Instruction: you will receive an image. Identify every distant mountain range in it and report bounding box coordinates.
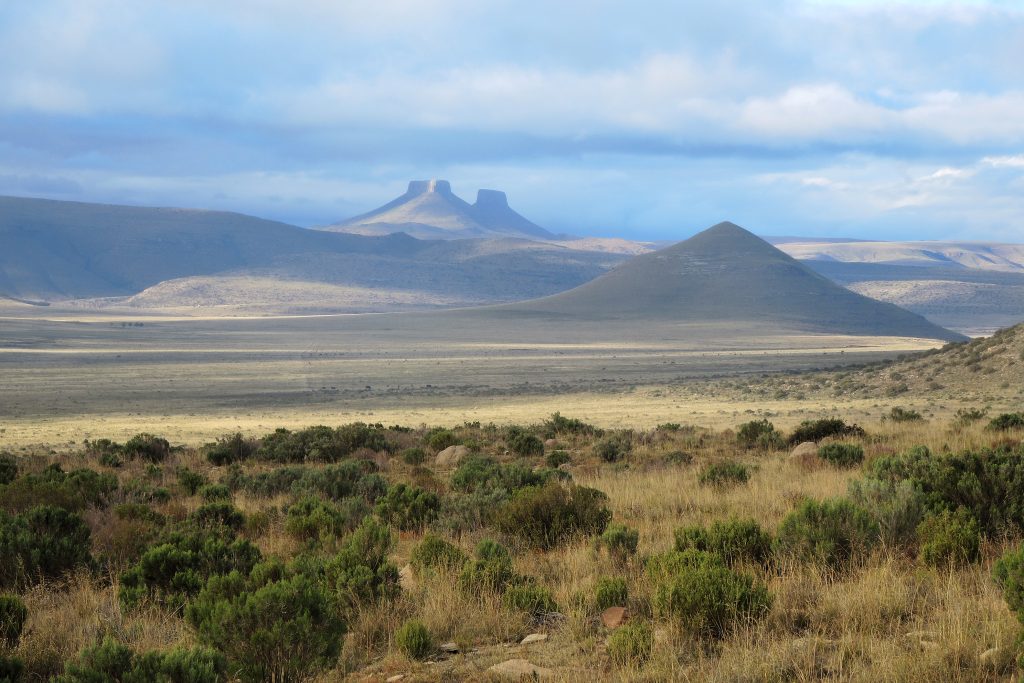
[322,179,557,241]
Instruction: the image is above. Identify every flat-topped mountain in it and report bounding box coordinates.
[322,179,556,240]
[500,221,967,342]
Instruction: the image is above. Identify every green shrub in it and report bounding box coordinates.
[401,447,426,466]
[409,534,467,575]
[594,576,628,611]
[917,508,980,567]
[285,496,356,544]
[664,450,693,466]
[594,435,630,463]
[507,429,544,458]
[98,452,123,468]
[774,498,879,570]
[0,595,26,648]
[394,619,434,660]
[374,483,440,531]
[319,517,399,609]
[598,523,639,563]
[118,529,262,610]
[736,419,784,450]
[123,433,171,463]
[545,450,571,468]
[994,544,1024,618]
[493,482,611,550]
[0,654,22,683]
[953,408,988,426]
[847,477,925,547]
[817,443,864,468]
[256,424,388,464]
[199,483,231,502]
[885,407,924,423]
[698,461,749,487]
[425,428,458,452]
[121,479,171,505]
[186,562,343,683]
[53,638,226,683]
[189,503,245,532]
[176,467,207,496]
[0,455,16,486]
[503,583,557,619]
[674,518,772,567]
[647,549,771,639]
[450,456,547,495]
[543,412,599,437]
[607,622,653,666]
[989,413,1024,431]
[459,540,516,593]
[205,433,257,466]
[0,505,92,588]
[0,465,118,513]
[859,445,1024,535]
[788,418,864,445]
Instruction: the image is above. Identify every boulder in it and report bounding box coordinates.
[386,676,406,682]
[544,438,558,448]
[439,642,459,654]
[520,633,548,645]
[487,659,553,679]
[601,606,629,629]
[435,444,470,466]
[790,441,818,458]
[399,563,416,590]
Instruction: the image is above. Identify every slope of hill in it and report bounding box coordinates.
[775,238,1024,272]
[0,195,422,299]
[322,179,557,240]
[497,221,966,342]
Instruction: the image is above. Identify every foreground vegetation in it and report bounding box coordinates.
[2,410,1024,681]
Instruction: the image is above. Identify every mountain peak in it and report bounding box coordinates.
[407,179,453,196]
[474,189,508,209]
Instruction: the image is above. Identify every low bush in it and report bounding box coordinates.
[0,654,22,683]
[994,544,1024,618]
[674,518,772,567]
[598,523,639,563]
[189,503,245,532]
[176,467,207,496]
[545,450,571,469]
[0,455,16,486]
[594,576,628,611]
[736,419,784,450]
[395,619,434,661]
[459,539,516,593]
[409,534,466,575]
[917,508,980,567]
[0,595,26,648]
[0,465,117,513]
[788,418,864,445]
[774,498,879,570]
[847,478,925,547]
[885,407,924,423]
[503,583,557,619]
[401,447,426,466]
[122,433,171,463]
[607,622,653,666]
[493,482,611,550]
[543,412,599,438]
[450,456,547,496]
[319,517,400,609]
[205,433,258,466]
[506,427,544,457]
[817,443,864,468]
[257,423,388,464]
[594,435,630,463]
[989,413,1024,431]
[285,496,356,545]
[186,561,344,683]
[0,505,92,588]
[53,638,226,683]
[698,461,749,487]
[118,529,262,610]
[374,483,440,531]
[425,428,458,452]
[647,549,771,639]
[199,483,231,502]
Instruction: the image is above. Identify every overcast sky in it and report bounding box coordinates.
[1,0,1023,241]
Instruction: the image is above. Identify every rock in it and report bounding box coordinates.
[487,659,553,679]
[439,642,459,654]
[435,444,470,466]
[653,628,669,645]
[544,438,558,448]
[520,633,548,645]
[601,606,629,629]
[399,563,415,590]
[386,676,406,682]
[790,441,818,458]
[979,646,1010,670]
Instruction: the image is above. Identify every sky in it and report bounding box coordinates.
[1,0,1023,241]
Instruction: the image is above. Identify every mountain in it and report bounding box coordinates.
[322,179,557,240]
[498,221,967,342]
[774,238,1024,272]
[0,195,424,299]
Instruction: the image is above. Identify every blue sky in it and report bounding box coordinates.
[1,0,1023,241]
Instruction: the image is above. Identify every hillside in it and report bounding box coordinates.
[0,195,421,300]
[322,179,557,240]
[498,221,966,342]
[775,238,1024,272]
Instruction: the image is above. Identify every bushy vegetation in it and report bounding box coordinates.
[459,539,516,593]
[607,622,653,666]
[0,455,16,486]
[884,407,923,423]
[409,534,466,575]
[0,506,92,588]
[788,418,864,444]
[917,508,980,567]
[0,465,117,513]
[493,482,611,549]
[502,583,557,619]
[817,442,864,468]
[988,413,1024,431]
[0,595,26,648]
[53,638,226,683]
[774,498,879,570]
[256,423,390,463]
[204,433,258,466]
[598,523,639,563]
[736,419,784,450]
[374,483,440,531]
[674,518,772,567]
[395,619,434,660]
[594,576,628,610]
[697,461,749,487]
[122,433,172,463]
